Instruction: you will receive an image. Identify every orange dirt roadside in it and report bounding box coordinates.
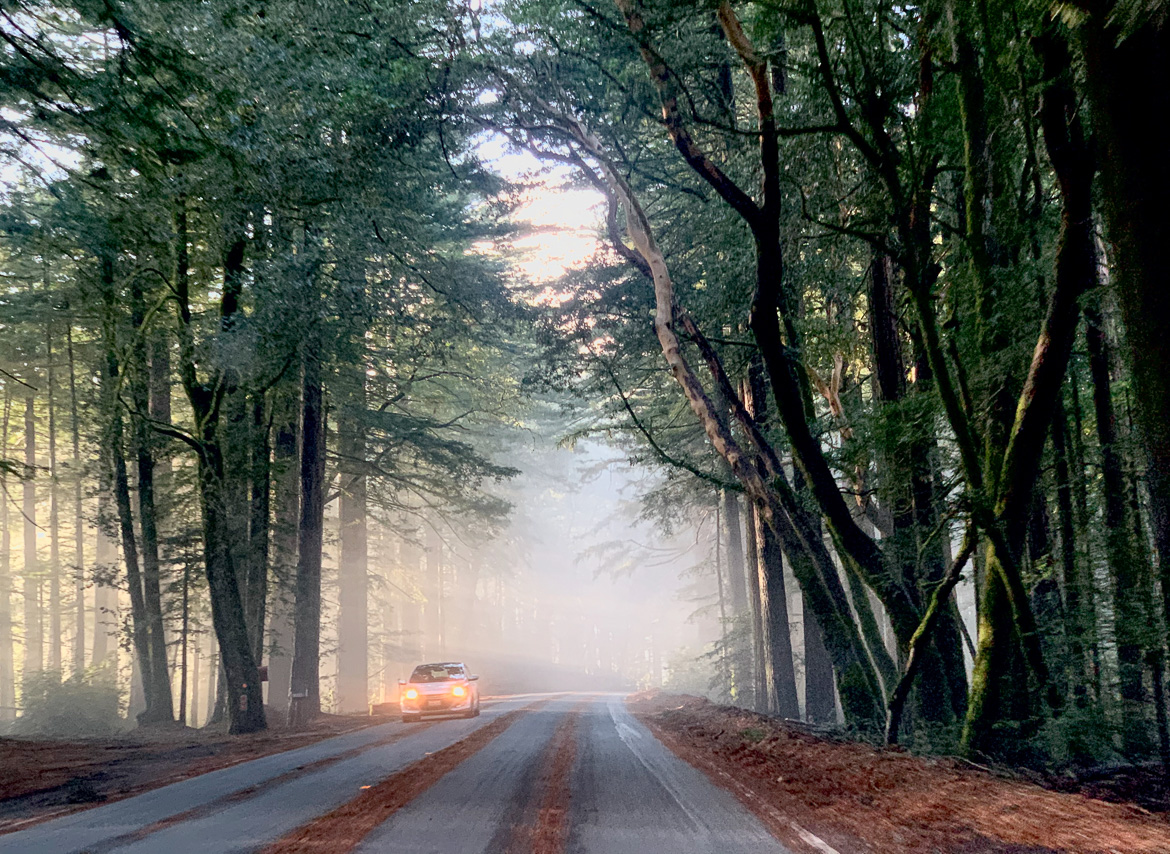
[0,713,380,833]
[631,692,1170,854]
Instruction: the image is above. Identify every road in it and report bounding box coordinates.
[0,694,797,854]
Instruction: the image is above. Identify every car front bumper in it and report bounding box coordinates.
[400,693,474,715]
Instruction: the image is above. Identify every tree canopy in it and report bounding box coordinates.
[2,0,1169,771]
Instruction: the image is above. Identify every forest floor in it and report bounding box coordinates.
[0,710,380,833]
[632,692,1170,854]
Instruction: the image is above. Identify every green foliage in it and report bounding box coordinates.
[0,0,1164,777]
[11,664,124,738]
[663,645,718,697]
[739,726,767,744]
[1041,700,1121,770]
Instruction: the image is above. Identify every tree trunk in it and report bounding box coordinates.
[458,556,481,651]
[46,327,62,675]
[23,393,42,677]
[337,398,369,714]
[755,503,800,719]
[1078,5,1170,653]
[92,486,117,667]
[289,347,325,726]
[425,524,444,658]
[110,409,153,714]
[0,391,13,719]
[714,505,732,695]
[745,501,767,711]
[99,255,151,709]
[1051,388,1092,702]
[67,328,85,677]
[961,28,1096,757]
[803,603,836,723]
[267,380,300,715]
[194,448,266,733]
[1087,302,1150,751]
[190,627,200,728]
[179,561,190,726]
[721,488,750,703]
[247,394,270,664]
[174,202,265,734]
[744,363,798,719]
[223,385,252,632]
[1067,365,1102,694]
[205,630,218,727]
[400,536,424,663]
[721,489,748,615]
[131,278,173,725]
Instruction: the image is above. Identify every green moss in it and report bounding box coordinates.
[740,727,767,744]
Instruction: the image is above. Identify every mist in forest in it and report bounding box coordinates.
[334,436,714,705]
[4,0,1169,793]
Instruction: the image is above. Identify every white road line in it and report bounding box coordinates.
[790,822,842,854]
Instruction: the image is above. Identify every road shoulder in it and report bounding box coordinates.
[631,692,1170,854]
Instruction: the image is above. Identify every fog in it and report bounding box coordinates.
[353,435,718,704]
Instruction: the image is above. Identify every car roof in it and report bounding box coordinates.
[413,661,466,668]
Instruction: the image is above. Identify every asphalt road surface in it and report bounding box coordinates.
[0,694,797,854]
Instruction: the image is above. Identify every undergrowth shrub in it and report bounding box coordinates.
[12,663,124,738]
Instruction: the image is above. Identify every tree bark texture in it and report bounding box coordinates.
[67,327,85,677]
[745,496,766,711]
[23,393,41,676]
[130,277,173,724]
[721,489,748,615]
[289,346,325,726]
[337,399,369,714]
[45,326,61,674]
[1078,1,1170,673]
[743,360,798,719]
[267,379,300,715]
[1051,388,1093,701]
[247,394,271,664]
[615,0,925,666]
[92,486,118,667]
[1087,302,1150,750]
[755,507,800,719]
[564,112,885,726]
[961,26,1096,758]
[174,203,266,734]
[0,392,13,718]
[803,602,836,723]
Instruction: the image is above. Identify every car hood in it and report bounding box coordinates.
[409,682,464,695]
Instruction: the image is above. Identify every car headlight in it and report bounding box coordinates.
[452,685,466,698]
[404,688,418,700]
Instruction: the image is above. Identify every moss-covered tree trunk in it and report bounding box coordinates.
[961,26,1096,758]
[1079,2,1170,657]
[1086,303,1151,752]
[1051,389,1093,702]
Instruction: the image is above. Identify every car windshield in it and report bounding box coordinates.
[409,665,464,683]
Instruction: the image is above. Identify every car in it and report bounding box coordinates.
[399,661,481,723]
